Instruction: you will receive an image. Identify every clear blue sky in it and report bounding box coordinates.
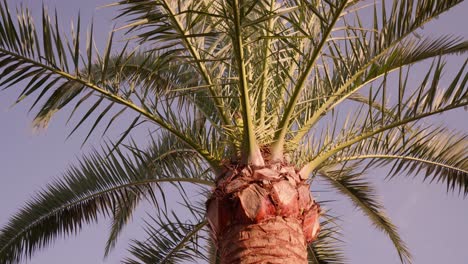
[0,1,467,263]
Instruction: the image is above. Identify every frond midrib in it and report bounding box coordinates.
[335,154,468,174]
[159,0,230,126]
[291,1,468,145]
[301,101,468,175]
[271,0,349,159]
[0,47,220,168]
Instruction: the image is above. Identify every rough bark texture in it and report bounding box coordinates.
[220,217,307,264]
[206,162,321,264]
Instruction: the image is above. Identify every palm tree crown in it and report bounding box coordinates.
[0,0,466,263]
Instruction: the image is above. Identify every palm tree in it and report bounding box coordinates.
[0,0,467,263]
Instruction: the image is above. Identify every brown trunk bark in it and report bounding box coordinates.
[219,217,307,264]
[206,162,320,264]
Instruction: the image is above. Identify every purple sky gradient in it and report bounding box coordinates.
[0,1,467,263]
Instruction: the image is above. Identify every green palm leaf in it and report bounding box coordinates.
[333,127,468,196]
[0,1,221,167]
[319,165,411,264]
[290,0,467,146]
[0,133,212,263]
[300,56,467,176]
[124,213,208,264]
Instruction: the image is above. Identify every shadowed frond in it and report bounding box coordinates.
[308,215,345,264]
[0,133,213,263]
[125,220,208,264]
[104,189,141,257]
[319,165,411,264]
[124,204,209,264]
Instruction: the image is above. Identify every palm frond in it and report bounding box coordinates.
[0,133,213,264]
[104,190,141,257]
[0,1,222,167]
[300,57,467,175]
[308,215,345,264]
[123,201,209,264]
[271,0,349,159]
[331,126,468,196]
[291,0,466,144]
[110,0,231,126]
[319,165,411,264]
[125,220,208,264]
[227,0,264,165]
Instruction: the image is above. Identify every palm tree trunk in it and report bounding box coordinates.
[207,163,320,264]
[219,217,307,263]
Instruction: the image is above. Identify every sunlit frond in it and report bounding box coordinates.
[290,0,467,146]
[300,57,467,175]
[0,1,222,167]
[330,127,468,196]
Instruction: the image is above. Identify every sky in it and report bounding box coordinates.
[0,0,467,263]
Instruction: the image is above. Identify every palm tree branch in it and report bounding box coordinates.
[3,58,222,170]
[104,190,140,257]
[300,57,467,176]
[0,177,212,260]
[272,0,348,159]
[336,155,467,175]
[124,204,209,264]
[0,2,222,168]
[157,220,207,264]
[229,0,264,165]
[319,167,411,263]
[6,47,216,164]
[300,100,467,176]
[291,0,466,144]
[0,134,213,263]
[324,126,468,196]
[292,37,467,144]
[125,221,208,264]
[156,0,230,126]
[257,0,276,127]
